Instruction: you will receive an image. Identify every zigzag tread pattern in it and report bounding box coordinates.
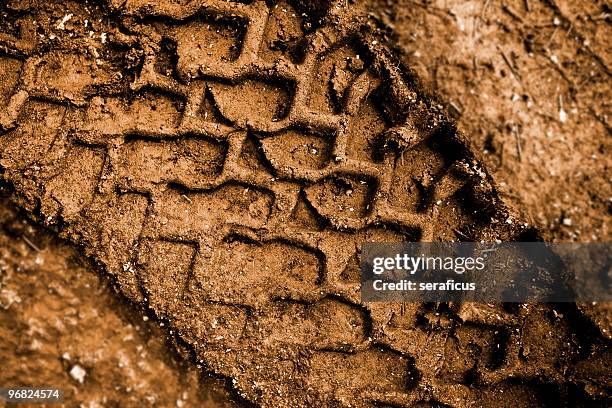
[0,1,607,407]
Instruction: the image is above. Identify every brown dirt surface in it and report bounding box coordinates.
[0,0,610,407]
[365,0,611,243]
[0,196,243,408]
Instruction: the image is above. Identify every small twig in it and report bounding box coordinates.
[514,129,523,162]
[524,0,530,12]
[565,22,573,38]
[502,3,524,23]
[546,26,559,47]
[500,49,522,81]
[558,94,567,123]
[498,49,537,105]
[449,101,462,113]
[591,13,611,22]
[548,55,574,86]
[22,235,40,252]
[453,229,471,240]
[481,0,491,20]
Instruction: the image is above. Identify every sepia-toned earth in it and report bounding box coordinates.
[0,0,609,407]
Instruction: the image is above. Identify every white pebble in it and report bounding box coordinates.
[70,365,86,383]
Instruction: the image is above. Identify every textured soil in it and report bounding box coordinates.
[365,0,611,243]
[0,0,610,407]
[0,196,242,408]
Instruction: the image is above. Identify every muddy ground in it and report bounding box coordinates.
[366,0,611,242]
[0,196,243,408]
[0,0,610,407]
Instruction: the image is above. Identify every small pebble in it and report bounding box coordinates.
[70,365,86,384]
